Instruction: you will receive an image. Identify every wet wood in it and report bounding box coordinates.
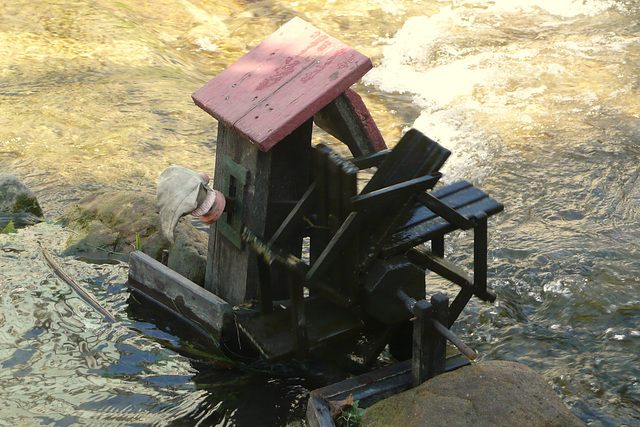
[361,129,449,195]
[236,296,363,360]
[412,300,435,386]
[352,174,441,213]
[383,181,504,255]
[406,245,485,325]
[428,293,449,382]
[314,89,386,157]
[128,251,233,341]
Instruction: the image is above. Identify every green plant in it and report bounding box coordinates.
[1,221,16,234]
[135,232,141,251]
[338,399,364,427]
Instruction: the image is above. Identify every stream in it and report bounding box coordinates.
[1,0,639,425]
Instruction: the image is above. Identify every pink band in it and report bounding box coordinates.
[191,189,216,217]
[191,189,226,224]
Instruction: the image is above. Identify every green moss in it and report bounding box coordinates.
[12,194,43,217]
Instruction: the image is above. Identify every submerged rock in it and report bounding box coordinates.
[60,190,208,285]
[360,360,584,427]
[0,174,44,232]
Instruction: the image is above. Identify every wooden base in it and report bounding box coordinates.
[236,297,364,361]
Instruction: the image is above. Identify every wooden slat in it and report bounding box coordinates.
[382,196,504,256]
[395,183,484,232]
[306,212,360,299]
[352,174,441,213]
[314,89,387,157]
[192,17,372,151]
[268,183,316,247]
[361,129,450,195]
[406,246,474,288]
[128,251,233,341]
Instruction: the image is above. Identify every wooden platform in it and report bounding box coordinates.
[236,297,364,360]
[381,180,504,257]
[192,17,372,152]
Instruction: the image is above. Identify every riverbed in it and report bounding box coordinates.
[1,0,639,425]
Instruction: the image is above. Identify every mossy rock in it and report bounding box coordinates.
[0,174,43,218]
[60,190,208,285]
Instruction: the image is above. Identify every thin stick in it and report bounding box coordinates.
[432,319,477,360]
[39,243,116,323]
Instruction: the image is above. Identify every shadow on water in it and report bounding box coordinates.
[125,291,348,426]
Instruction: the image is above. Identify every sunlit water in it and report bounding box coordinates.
[1,0,639,425]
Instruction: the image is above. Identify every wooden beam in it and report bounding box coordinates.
[314,89,386,157]
[350,149,389,170]
[306,355,470,426]
[415,191,475,230]
[128,251,233,341]
[352,174,441,212]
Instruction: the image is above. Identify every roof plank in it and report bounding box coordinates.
[192,17,372,151]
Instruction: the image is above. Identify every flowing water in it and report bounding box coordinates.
[1,0,640,425]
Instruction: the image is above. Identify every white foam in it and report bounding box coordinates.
[195,37,218,52]
[364,0,623,182]
[491,0,616,18]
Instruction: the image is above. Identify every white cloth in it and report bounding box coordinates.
[157,166,208,242]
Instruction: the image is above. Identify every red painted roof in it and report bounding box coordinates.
[192,17,372,152]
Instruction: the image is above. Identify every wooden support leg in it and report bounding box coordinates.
[473,213,496,302]
[411,293,449,387]
[289,270,309,358]
[448,285,473,327]
[430,293,449,375]
[432,235,445,258]
[412,300,433,387]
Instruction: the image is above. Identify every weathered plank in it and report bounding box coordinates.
[314,89,386,157]
[381,188,504,257]
[205,120,313,305]
[128,251,233,341]
[192,17,372,151]
[361,129,450,195]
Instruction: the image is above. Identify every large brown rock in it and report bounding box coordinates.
[361,361,584,427]
[60,190,208,285]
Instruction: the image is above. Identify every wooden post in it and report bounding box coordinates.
[474,212,489,299]
[289,269,309,358]
[411,293,449,386]
[432,235,445,257]
[205,120,313,305]
[411,299,433,387]
[429,293,449,376]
